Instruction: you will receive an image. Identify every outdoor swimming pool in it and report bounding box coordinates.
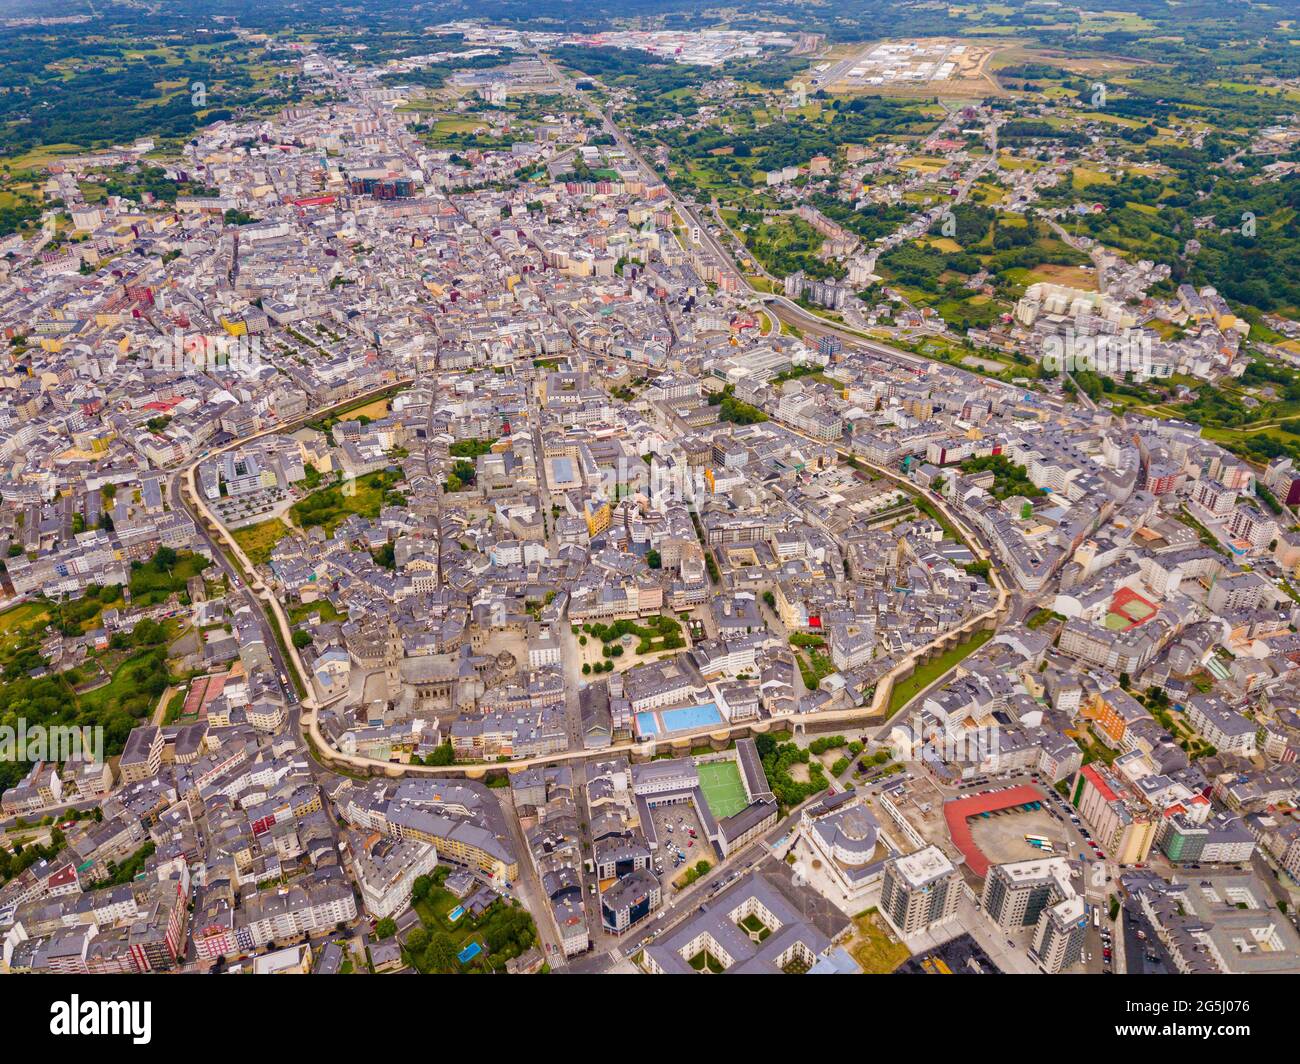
[662,702,724,731]
[636,702,726,739]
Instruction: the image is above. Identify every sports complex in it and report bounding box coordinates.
[697,760,750,820]
[1104,586,1158,632]
[634,700,726,740]
[631,739,779,859]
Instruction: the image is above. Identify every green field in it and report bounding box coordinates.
[698,760,749,820]
[849,909,911,974]
[887,628,995,717]
[232,519,291,565]
[290,469,402,535]
[0,602,50,650]
[407,867,538,974]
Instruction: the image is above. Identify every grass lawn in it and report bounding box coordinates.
[698,761,749,820]
[925,236,964,253]
[77,642,174,717]
[232,519,291,565]
[688,950,726,973]
[290,470,401,535]
[887,628,994,716]
[1072,167,1115,191]
[128,551,210,606]
[407,871,538,974]
[798,647,837,691]
[338,398,391,420]
[0,602,50,650]
[849,909,910,973]
[161,688,187,725]
[287,598,348,625]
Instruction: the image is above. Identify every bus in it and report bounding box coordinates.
[1024,834,1050,845]
[1093,906,1101,928]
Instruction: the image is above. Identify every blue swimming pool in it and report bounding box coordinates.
[660,702,724,732]
[458,941,482,964]
[448,905,465,922]
[635,712,660,736]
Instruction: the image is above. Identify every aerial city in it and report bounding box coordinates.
[0,0,1297,992]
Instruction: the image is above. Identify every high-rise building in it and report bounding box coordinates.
[982,858,1068,929]
[982,857,1088,974]
[1031,896,1088,974]
[1075,761,1158,864]
[879,846,960,937]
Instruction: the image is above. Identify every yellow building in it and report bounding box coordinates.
[585,500,611,538]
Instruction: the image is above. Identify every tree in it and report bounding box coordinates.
[425,933,457,973]
[425,742,455,766]
[292,630,312,649]
[405,926,430,954]
[646,549,661,569]
[375,917,397,940]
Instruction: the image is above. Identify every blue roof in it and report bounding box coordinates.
[808,946,862,975]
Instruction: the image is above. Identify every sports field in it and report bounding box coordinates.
[698,761,748,819]
[1105,586,1158,631]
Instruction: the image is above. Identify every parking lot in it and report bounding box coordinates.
[967,806,1071,866]
[1036,783,1110,861]
[648,801,711,882]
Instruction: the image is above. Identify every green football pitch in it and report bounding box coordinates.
[698,761,749,819]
